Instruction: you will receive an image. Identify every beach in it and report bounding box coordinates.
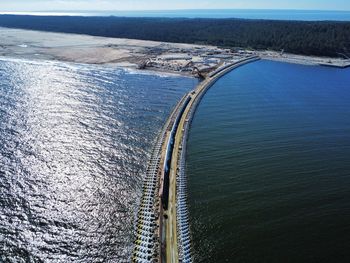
[0,27,349,76]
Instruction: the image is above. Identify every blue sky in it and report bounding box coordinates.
[0,0,349,11]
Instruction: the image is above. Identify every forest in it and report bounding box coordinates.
[0,15,349,57]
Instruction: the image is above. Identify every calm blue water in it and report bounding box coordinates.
[3,9,350,21]
[0,58,196,262]
[187,60,350,262]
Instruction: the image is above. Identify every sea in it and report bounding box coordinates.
[187,60,350,262]
[0,58,196,262]
[2,9,350,21]
[1,29,350,262]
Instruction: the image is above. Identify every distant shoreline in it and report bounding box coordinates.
[0,27,348,77]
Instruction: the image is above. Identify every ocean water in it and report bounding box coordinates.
[187,60,350,262]
[2,9,350,21]
[0,59,196,262]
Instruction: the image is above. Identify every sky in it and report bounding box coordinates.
[0,0,349,12]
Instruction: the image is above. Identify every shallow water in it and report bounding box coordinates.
[0,59,196,262]
[187,60,350,262]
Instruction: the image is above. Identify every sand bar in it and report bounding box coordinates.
[0,27,349,76]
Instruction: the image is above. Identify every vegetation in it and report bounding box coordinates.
[0,15,349,57]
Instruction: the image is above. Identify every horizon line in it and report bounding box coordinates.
[1,8,350,13]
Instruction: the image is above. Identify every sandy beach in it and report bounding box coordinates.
[0,27,231,76]
[258,50,350,68]
[0,27,349,76]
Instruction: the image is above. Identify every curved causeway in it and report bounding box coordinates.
[132,56,260,263]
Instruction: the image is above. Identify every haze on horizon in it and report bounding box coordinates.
[0,0,349,12]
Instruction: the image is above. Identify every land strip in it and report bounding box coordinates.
[0,27,349,79]
[1,15,350,58]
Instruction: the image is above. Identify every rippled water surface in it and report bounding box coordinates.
[0,59,196,262]
[187,60,350,262]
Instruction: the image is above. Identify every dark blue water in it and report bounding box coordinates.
[0,58,196,262]
[187,60,350,262]
[4,9,350,21]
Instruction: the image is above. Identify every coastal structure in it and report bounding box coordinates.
[132,55,260,263]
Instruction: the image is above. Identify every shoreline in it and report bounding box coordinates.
[0,54,195,79]
[258,50,350,68]
[1,27,349,77]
